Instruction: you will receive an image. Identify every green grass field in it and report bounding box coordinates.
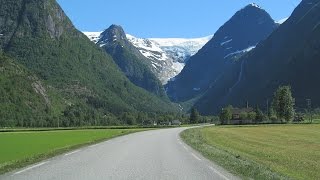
[0,128,145,174]
[181,124,320,180]
[312,119,320,123]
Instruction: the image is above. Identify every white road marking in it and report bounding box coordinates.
[13,162,48,175]
[178,132,229,179]
[208,166,230,180]
[183,145,188,150]
[89,144,98,148]
[191,153,201,161]
[64,150,81,156]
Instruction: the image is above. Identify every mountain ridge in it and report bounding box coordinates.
[166,4,279,102]
[194,0,320,114]
[84,31,212,84]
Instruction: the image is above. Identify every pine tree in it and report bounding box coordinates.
[190,108,200,124]
[255,106,264,123]
[219,106,232,125]
[272,86,295,122]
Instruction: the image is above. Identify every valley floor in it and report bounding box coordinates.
[181,124,320,180]
[0,127,238,180]
[0,128,146,174]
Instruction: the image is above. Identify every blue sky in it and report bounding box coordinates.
[57,0,301,38]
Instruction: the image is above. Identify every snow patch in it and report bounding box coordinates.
[249,3,262,9]
[276,17,288,24]
[224,46,256,59]
[149,35,213,48]
[220,39,233,46]
[169,77,176,82]
[172,61,184,73]
[83,31,102,43]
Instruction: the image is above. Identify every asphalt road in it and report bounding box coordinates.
[1,127,239,180]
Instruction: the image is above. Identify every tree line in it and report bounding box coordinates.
[1,85,310,128]
[219,86,296,124]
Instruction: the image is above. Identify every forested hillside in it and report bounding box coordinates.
[0,0,178,127]
[0,54,52,127]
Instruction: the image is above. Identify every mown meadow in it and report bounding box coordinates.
[181,124,320,180]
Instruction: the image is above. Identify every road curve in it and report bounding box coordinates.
[1,127,238,180]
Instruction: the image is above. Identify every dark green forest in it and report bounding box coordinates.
[0,0,179,127]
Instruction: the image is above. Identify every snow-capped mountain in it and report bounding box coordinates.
[94,25,167,98]
[126,35,212,83]
[166,3,279,102]
[84,31,211,84]
[83,31,102,43]
[194,0,320,114]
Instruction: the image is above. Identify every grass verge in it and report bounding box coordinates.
[0,125,176,132]
[0,128,149,174]
[181,124,320,180]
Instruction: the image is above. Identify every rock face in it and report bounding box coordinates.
[0,0,73,48]
[46,14,64,38]
[166,3,278,102]
[97,25,168,99]
[31,79,50,106]
[194,0,320,114]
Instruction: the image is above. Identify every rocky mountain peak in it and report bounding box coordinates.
[98,24,127,45]
[0,0,76,50]
[246,3,262,9]
[166,4,278,102]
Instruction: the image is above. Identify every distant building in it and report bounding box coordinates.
[230,107,254,125]
[171,120,182,126]
[159,121,170,126]
[142,119,153,126]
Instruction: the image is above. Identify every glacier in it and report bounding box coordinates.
[127,34,212,84]
[84,31,212,84]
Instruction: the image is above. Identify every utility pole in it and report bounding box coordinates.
[266,99,269,116]
[306,99,312,123]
